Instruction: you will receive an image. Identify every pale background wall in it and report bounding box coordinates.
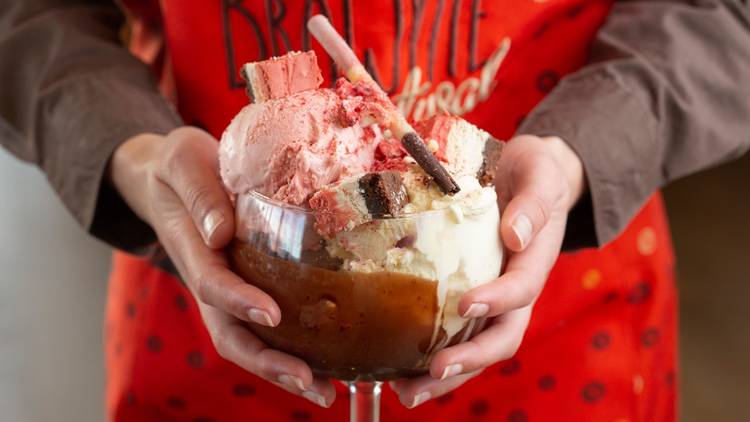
[0,146,748,421]
[0,148,109,421]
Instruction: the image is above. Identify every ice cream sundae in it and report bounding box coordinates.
[220,34,503,381]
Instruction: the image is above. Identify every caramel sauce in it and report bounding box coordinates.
[229,240,442,380]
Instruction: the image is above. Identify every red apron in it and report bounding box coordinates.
[108,1,677,421]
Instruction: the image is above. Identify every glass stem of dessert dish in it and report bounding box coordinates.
[349,381,382,422]
[220,16,504,422]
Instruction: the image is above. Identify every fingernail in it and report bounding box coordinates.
[302,390,329,408]
[248,308,275,327]
[440,363,464,380]
[409,391,431,408]
[462,303,489,318]
[202,210,225,243]
[511,213,533,249]
[278,374,306,391]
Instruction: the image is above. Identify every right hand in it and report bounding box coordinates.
[109,126,335,407]
[390,134,585,407]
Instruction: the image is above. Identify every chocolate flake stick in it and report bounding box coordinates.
[307,15,460,194]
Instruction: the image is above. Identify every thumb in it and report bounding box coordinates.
[501,190,551,252]
[499,152,566,252]
[159,127,236,249]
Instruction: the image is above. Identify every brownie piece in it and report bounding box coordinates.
[358,171,409,217]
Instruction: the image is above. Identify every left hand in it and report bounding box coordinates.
[390,134,586,408]
[110,128,335,407]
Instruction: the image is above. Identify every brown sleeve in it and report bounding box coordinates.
[519,0,750,248]
[0,0,182,252]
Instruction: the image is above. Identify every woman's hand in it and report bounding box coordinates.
[391,134,586,407]
[109,127,335,407]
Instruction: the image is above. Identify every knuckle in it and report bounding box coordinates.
[506,339,523,358]
[217,285,245,317]
[155,217,183,248]
[168,126,190,139]
[159,143,191,181]
[467,340,490,367]
[253,350,276,379]
[172,127,210,151]
[512,134,539,146]
[499,348,516,362]
[496,342,520,362]
[504,278,534,309]
[527,191,551,226]
[517,281,537,305]
[211,331,230,360]
[184,184,215,216]
[214,345,230,361]
[162,140,184,168]
[193,274,213,304]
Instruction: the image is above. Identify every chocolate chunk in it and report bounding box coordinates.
[239,65,255,103]
[477,136,504,186]
[401,132,460,194]
[358,171,409,217]
[395,235,416,248]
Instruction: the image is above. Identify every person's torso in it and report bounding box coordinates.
[108,2,678,421]
[154,0,611,142]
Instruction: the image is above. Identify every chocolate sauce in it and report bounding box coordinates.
[229,240,441,381]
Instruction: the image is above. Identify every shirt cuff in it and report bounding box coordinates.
[44,70,182,253]
[518,71,660,248]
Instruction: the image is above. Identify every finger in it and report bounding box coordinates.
[428,306,532,381]
[271,376,337,408]
[193,261,282,326]
[158,127,235,249]
[500,154,564,252]
[201,305,335,407]
[155,189,280,326]
[389,370,482,408]
[460,211,565,318]
[459,271,536,319]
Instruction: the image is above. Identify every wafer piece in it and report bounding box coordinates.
[239,51,323,103]
[309,171,409,236]
[414,114,504,185]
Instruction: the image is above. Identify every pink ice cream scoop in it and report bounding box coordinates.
[219,51,388,205]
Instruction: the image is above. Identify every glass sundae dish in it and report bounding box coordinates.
[219,33,504,421]
[228,180,503,421]
[229,187,502,381]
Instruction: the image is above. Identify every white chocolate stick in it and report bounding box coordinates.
[307,15,363,79]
